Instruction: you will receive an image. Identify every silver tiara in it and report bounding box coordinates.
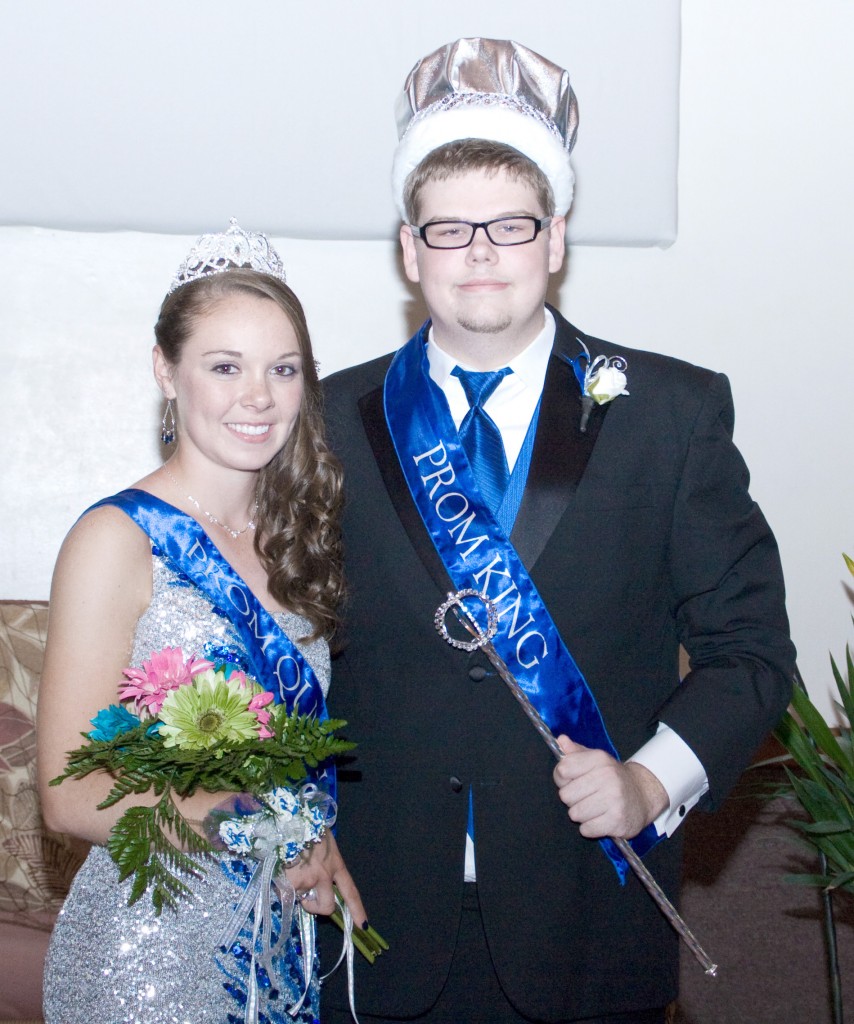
[168,218,287,294]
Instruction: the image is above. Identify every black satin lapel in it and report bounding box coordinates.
[358,387,453,596]
[510,352,610,570]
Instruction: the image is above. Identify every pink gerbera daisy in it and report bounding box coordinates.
[119,647,212,717]
[248,690,275,739]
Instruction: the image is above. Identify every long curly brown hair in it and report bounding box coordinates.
[154,268,344,642]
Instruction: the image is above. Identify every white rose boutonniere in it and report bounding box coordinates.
[586,362,629,405]
[580,353,629,432]
[560,345,630,432]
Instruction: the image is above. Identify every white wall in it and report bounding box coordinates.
[0,0,680,246]
[2,1,853,719]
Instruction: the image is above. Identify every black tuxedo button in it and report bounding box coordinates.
[468,665,487,681]
[678,805,686,818]
[449,776,463,793]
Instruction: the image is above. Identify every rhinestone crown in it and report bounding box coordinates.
[168,218,287,294]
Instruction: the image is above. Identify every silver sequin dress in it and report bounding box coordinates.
[43,555,330,1024]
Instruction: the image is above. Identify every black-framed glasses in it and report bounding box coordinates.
[411,216,553,250]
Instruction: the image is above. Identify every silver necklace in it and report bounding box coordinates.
[162,465,258,539]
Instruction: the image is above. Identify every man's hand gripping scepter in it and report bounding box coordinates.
[434,589,718,977]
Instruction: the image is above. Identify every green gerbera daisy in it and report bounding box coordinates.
[158,670,260,751]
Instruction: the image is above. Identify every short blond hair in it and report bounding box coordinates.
[403,139,555,224]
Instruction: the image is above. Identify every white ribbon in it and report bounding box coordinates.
[215,785,349,1022]
[217,851,300,1024]
[321,891,360,1024]
[286,905,316,1019]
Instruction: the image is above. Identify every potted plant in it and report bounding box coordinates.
[772,553,854,1023]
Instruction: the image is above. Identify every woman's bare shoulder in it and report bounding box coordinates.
[50,502,153,626]
[59,502,150,566]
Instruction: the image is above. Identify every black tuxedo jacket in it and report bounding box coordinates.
[320,308,794,1021]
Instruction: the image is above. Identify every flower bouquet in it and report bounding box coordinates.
[51,646,354,914]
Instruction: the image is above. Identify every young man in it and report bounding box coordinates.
[321,39,794,1024]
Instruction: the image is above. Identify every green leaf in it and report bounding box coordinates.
[775,716,825,786]
[129,865,149,906]
[825,869,854,892]
[783,872,836,887]
[831,648,854,731]
[107,806,159,880]
[790,684,852,774]
[787,774,851,824]
[798,820,852,836]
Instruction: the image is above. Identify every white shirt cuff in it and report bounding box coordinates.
[628,723,709,837]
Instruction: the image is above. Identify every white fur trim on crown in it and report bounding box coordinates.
[392,105,575,219]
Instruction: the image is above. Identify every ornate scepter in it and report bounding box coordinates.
[434,589,718,977]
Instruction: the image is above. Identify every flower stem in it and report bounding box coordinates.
[329,906,389,964]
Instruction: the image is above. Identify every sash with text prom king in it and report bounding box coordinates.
[88,489,335,800]
[383,325,659,880]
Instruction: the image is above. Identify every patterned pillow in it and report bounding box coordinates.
[0,601,88,930]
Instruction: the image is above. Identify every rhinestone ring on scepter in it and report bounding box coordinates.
[434,588,718,977]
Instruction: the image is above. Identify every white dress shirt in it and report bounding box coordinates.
[426,310,709,881]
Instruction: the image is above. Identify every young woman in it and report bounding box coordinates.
[37,222,364,1024]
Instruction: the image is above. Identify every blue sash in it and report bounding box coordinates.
[384,326,659,878]
[89,489,334,796]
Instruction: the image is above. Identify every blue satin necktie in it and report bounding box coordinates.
[452,366,513,516]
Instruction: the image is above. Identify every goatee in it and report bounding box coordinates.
[456,313,512,335]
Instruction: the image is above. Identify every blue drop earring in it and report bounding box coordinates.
[161,400,176,445]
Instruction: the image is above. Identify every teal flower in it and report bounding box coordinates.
[89,703,140,741]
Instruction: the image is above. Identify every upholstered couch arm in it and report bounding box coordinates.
[0,601,89,1023]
